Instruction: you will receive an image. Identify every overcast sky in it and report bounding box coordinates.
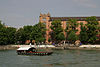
[0,0,100,28]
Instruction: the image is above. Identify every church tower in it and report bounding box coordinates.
[39,13,51,43]
[39,12,50,23]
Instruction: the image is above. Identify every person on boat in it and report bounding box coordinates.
[30,43,32,47]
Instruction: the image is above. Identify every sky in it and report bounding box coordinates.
[0,0,100,28]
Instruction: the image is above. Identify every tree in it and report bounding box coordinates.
[56,32,65,41]
[66,19,79,43]
[86,16,99,44]
[15,23,46,44]
[15,28,26,44]
[67,31,78,43]
[0,27,8,45]
[6,27,16,44]
[79,23,88,44]
[66,19,79,32]
[30,22,46,43]
[50,20,65,43]
[15,25,34,44]
[0,21,16,45]
[23,25,33,40]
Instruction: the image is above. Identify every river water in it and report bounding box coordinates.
[0,50,100,67]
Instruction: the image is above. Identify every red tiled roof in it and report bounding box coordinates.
[50,17,100,21]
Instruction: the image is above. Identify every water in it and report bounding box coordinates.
[0,50,100,67]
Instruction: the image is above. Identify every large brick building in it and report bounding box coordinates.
[39,13,100,43]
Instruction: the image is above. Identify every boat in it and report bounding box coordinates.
[17,46,53,56]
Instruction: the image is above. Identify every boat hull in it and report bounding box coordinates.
[17,52,53,56]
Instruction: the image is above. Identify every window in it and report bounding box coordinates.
[43,18,46,21]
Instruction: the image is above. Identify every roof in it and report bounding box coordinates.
[17,47,31,50]
[50,17,100,21]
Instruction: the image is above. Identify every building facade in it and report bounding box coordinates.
[39,13,100,43]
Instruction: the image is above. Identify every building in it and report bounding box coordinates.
[39,13,100,43]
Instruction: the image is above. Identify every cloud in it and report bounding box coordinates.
[73,0,97,8]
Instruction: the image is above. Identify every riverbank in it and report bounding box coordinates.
[0,45,55,50]
[52,45,100,50]
[0,45,18,50]
[1,45,100,50]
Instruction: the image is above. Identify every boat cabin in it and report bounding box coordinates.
[17,47,36,53]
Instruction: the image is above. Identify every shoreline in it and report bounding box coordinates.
[0,45,18,50]
[0,45,100,50]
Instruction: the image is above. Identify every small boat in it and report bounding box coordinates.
[17,47,53,56]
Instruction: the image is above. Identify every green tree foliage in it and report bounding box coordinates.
[6,27,16,44]
[23,25,33,40]
[15,25,33,44]
[50,20,65,43]
[86,16,99,44]
[66,19,79,43]
[79,23,88,44]
[0,27,8,45]
[66,19,78,32]
[15,23,46,44]
[0,21,16,45]
[30,22,46,43]
[67,31,78,43]
[15,28,26,44]
[56,32,65,41]
[80,16,99,44]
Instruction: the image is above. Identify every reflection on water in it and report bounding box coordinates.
[0,50,100,67]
